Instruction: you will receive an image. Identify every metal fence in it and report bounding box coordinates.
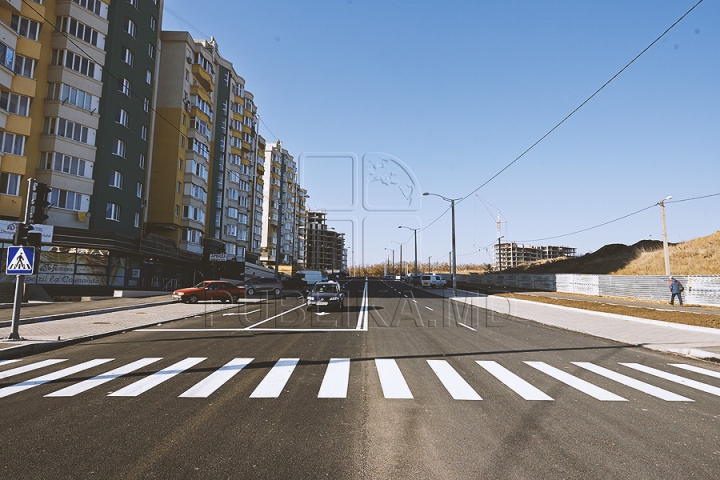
[455,273,720,307]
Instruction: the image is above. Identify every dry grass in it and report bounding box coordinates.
[613,230,720,275]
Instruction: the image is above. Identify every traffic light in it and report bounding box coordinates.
[12,223,32,246]
[30,182,51,224]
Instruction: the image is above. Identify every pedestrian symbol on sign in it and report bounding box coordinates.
[6,246,35,275]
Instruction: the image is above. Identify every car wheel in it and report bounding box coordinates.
[188,295,199,304]
[274,288,281,295]
[247,288,255,296]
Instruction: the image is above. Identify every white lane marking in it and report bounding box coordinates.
[572,362,693,402]
[476,361,553,401]
[244,304,307,330]
[0,359,113,398]
[0,359,67,380]
[670,363,720,379]
[0,360,20,367]
[223,309,260,316]
[525,362,627,401]
[425,306,433,311]
[318,358,350,398]
[427,360,482,400]
[109,358,206,397]
[375,359,413,399]
[46,358,163,397]
[249,358,299,398]
[180,358,253,398]
[356,280,369,331]
[620,363,720,397]
[458,323,477,331]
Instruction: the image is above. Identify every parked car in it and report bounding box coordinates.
[172,280,245,304]
[241,277,283,296]
[421,274,447,289]
[306,281,345,311]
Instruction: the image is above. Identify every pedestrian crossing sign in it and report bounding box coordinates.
[6,246,35,275]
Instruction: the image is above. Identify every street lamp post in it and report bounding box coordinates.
[658,195,672,276]
[424,192,460,296]
[398,226,420,275]
[384,247,395,277]
[391,241,403,276]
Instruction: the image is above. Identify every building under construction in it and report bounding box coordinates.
[495,243,576,270]
[305,211,346,273]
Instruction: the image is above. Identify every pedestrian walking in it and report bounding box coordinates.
[668,275,684,306]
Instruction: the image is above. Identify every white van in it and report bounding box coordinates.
[421,274,447,289]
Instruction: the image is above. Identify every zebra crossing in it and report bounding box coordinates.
[0,356,719,403]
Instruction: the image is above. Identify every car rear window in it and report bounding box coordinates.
[421,276,430,280]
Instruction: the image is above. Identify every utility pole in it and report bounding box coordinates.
[274,142,285,276]
[659,196,672,276]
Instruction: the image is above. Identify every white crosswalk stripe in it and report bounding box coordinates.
[0,360,20,367]
[0,359,67,381]
[0,357,718,403]
[669,363,720,380]
[46,358,163,397]
[525,361,627,401]
[427,360,482,400]
[375,359,413,399]
[109,358,206,397]
[476,361,553,400]
[249,358,299,398]
[620,363,720,397]
[0,359,113,398]
[180,358,253,398]
[318,358,350,398]
[571,362,693,402]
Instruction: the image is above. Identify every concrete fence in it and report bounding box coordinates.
[454,273,720,307]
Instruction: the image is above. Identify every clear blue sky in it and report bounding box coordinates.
[162,0,719,268]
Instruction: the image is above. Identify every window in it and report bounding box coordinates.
[238,213,249,225]
[109,170,123,188]
[58,17,100,46]
[12,54,35,78]
[0,173,21,196]
[148,43,155,59]
[134,212,140,228]
[0,132,26,155]
[118,77,131,96]
[146,69,152,85]
[49,188,85,211]
[136,182,143,198]
[106,203,121,221]
[0,91,30,116]
[0,42,16,71]
[72,0,104,17]
[139,153,146,170]
[175,205,180,217]
[115,107,129,127]
[52,49,96,78]
[44,152,89,177]
[48,83,94,111]
[150,16,157,31]
[112,139,126,157]
[11,15,40,41]
[227,188,239,201]
[44,117,93,144]
[182,205,205,223]
[182,228,202,244]
[227,207,238,219]
[189,184,206,202]
[121,47,134,67]
[126,0,138,8]
[227,171,240,184]
[123,18,136,38]
[225,225,237,237]
[141,125,147,141]
[143,97,150,113]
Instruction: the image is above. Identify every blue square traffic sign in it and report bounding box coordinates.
[6,246,35,275]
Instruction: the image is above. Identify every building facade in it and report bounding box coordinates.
[495,242,576,270]
[305,210,345,273]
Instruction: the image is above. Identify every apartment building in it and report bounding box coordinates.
[495,242,576,270]
[305,210,345,273]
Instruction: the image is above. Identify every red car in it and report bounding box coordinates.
[172,280,245,304]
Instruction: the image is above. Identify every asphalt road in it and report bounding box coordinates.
[1,278,719,479]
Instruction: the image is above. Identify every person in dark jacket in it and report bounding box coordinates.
[668,276,683,306]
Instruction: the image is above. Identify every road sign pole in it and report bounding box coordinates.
[8,276,23,340]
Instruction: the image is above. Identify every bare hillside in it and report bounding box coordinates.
[501,231,720,275]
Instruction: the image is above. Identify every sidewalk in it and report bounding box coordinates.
[0,295,262,359]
